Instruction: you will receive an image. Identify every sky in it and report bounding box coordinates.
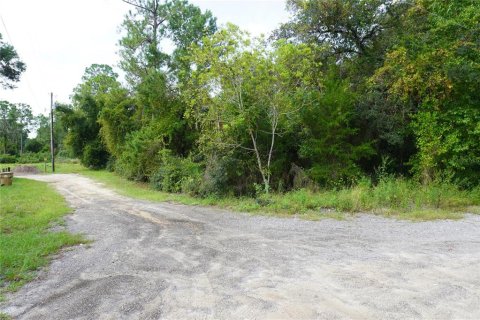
[0,0,289,116]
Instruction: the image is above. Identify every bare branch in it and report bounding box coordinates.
[122,0,152,13]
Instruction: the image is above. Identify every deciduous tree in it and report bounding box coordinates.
[0,33,26,89]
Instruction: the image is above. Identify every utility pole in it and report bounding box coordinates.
[50,92,55,173]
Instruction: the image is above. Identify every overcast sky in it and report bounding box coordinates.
[0,0,289,116]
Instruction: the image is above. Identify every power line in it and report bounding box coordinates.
[0,14,13,42]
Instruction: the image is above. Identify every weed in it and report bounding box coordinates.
[3,162,478,221]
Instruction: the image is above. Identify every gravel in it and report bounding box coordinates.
[12,165,41,174]
[2,174,480,319]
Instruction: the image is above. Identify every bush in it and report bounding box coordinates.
[115,127,163,181]
[105,156,116,172]
[81,140,109,169]
[299,76,373,187]
[16,152,49,164]
[199,156,230,197]
[56,149,74,159]
[150,150,202,195]
[25,139,44,153]
[200,155,258,197]
[0,154,16,164]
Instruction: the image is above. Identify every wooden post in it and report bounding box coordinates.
[50,93,55,173]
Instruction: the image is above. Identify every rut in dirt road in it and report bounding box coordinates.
[2,174,480,320]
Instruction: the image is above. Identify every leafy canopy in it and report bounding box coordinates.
[0,33,26,89]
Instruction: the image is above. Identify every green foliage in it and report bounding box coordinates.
[115,125,164,181]
[58,0,480,202]
[259,177,478,219]
[299,75,373,185]
[119,0,216,84]
[186,25,322,193]
[0,33,26,89]
[165,0,217,79]
[277,0,411,60]
[0,101,34,156]
[33,112,67,155]
[200,156,236,197]
[98,88,137,157]
[150,149,202,194]
[16,152,49,164]
[59,164,479,221]
[135,70,194,156]
[59,64,119,168]
[372,0,480,186]
[81,141,109,169]
[0,154,16,164]
[355,88,416,175]
[24,139,43,153]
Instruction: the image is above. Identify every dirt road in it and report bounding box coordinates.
[2,174,480,319]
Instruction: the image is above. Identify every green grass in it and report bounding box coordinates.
[2,161,479,221]
[262,179,480,221]
[0,178,84,295]
[0,312,11,320]
[73,168,480,221]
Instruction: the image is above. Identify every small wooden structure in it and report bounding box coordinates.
[0,169,13,186]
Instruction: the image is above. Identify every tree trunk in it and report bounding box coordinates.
[20,129,23,155]
[249,129,270,194]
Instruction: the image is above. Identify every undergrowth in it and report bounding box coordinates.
[2,162,478,221]
[79,168,479,221]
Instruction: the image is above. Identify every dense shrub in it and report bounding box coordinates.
[150,150,202,194]
[16,152,49,164]
[105,156,116,172]
[48,0,480,197]
[56,149,73,159]
[0,154,16,164]
[200,156,230,197]
[25,139,44,153]
[81,140,109,169]
[299,77,373,187]
[115,127,164,181]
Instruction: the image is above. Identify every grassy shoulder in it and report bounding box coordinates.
[64,163,480,221]
[0,178,84,296]
[2,162,479,221]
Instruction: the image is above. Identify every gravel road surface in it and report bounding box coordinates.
[2,174,480,319]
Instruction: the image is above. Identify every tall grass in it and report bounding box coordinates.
[263,178,479,220]
[2,161,478,221]
[77,169,480,221]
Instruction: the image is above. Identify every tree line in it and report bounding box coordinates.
[4,0,480,194]
[0,100,68,163]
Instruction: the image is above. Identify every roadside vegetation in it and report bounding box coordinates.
[3,162,478,221]
[0,178,84,296]
[81,170,480,221]
[1,1,479,221]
